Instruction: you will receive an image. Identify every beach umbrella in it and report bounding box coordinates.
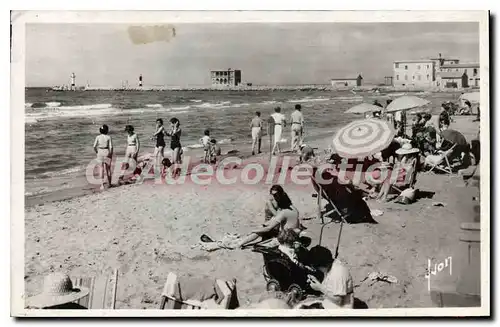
[332,118,396,159]
[460,91,480,104]
[385,96,430,113]
[441,129,468,146]
[345,103,383,114]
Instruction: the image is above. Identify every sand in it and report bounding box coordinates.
[23,116,481,309]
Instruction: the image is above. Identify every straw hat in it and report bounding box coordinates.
[395,143,419,155]
[25,273,89,308]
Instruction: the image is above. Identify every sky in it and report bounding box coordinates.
[25,22,480,87]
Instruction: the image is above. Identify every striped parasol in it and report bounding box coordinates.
[332,118,396,158]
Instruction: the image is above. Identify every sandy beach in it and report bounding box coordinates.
[24,115,480,309]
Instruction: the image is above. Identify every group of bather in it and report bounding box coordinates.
[92,117,184,189]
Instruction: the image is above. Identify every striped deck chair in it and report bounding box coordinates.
[159,272,238,309]
[71,269,119,309]
[425,143,458,175]
[390,157,418,196]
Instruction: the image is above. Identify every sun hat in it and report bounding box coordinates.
[25,272,89,308]
[395,143,420,155]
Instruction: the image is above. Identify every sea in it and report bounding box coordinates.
[24,87,457,200]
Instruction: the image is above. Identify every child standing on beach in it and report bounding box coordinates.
[200,129,211,163]
[119,125,140,182]
[93,124,113,190]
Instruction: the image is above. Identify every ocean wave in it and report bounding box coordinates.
[287,98,330,103]
[217,138,233,144]
[190,99,203,103]
[186,143,204,149]
[56,103,113,110]
[39,165,86,178]
[230,103,251,108]
[25,102,33,108]
[145,104,163,108]
[262,100,277,105]
[195,101,231,109]
[331,95,364,101]
[46,101,62,107]
[169,105,192,111]
[25,117,38,124]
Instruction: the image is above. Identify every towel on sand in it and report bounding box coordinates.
[192,233,242,252]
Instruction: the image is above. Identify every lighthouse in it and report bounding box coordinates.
[70,72,76,91]
[139,74,143,87]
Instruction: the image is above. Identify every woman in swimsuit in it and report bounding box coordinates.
[119,125,140,181]
[165,117,182,165]
[93,124,113,190]
[232,185,300,248]
[152,119,166,172]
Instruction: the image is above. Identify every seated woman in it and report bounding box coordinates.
[306,246,354,309]
[376,143,420,202]
[230,185,301,249]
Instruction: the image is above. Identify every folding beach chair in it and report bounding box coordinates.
[159,272,239,309]
[425,143,458,175]
[389,158,418,197]
[71,268,119,309]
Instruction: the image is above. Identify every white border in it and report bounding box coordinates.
[10,10,490,318]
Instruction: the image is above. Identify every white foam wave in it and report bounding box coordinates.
[40,165,85,178]
[217,138,233,144]
[45,101,62,107]
[25,117,38,124]
[195,101,231,109]
[186,143,204,149]
[169,105,191,111]
[56,103,113,110]
[190,99,203,103]
[145,104,163,108]
[287,98,330,103]
[332,96,364,101]
[25,102,33,108]
[231,103,250,108]
[262,101,277,105]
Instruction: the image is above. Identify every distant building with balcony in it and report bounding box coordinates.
[330,74,363,88]
[393,60,435,87]
[211,69,242,87]
[437,62,480,88]
[392,53,479,89]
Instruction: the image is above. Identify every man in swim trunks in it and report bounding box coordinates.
[250,111,263,155]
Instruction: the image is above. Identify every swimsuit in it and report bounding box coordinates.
[156,131,166,147]
[170,129,182,150]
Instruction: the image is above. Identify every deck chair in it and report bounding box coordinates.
[425,143,458,175]
[71,268,119,309]
[159,272,238,309]
[389,158,418,198]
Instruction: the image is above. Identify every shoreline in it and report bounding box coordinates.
[24,127,338,208]
[24,115,479,208]
[30,85,478,93]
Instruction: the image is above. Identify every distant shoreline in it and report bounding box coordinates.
[26,85,479,93]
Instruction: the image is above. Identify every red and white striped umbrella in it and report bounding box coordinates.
[332,118,396,158]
